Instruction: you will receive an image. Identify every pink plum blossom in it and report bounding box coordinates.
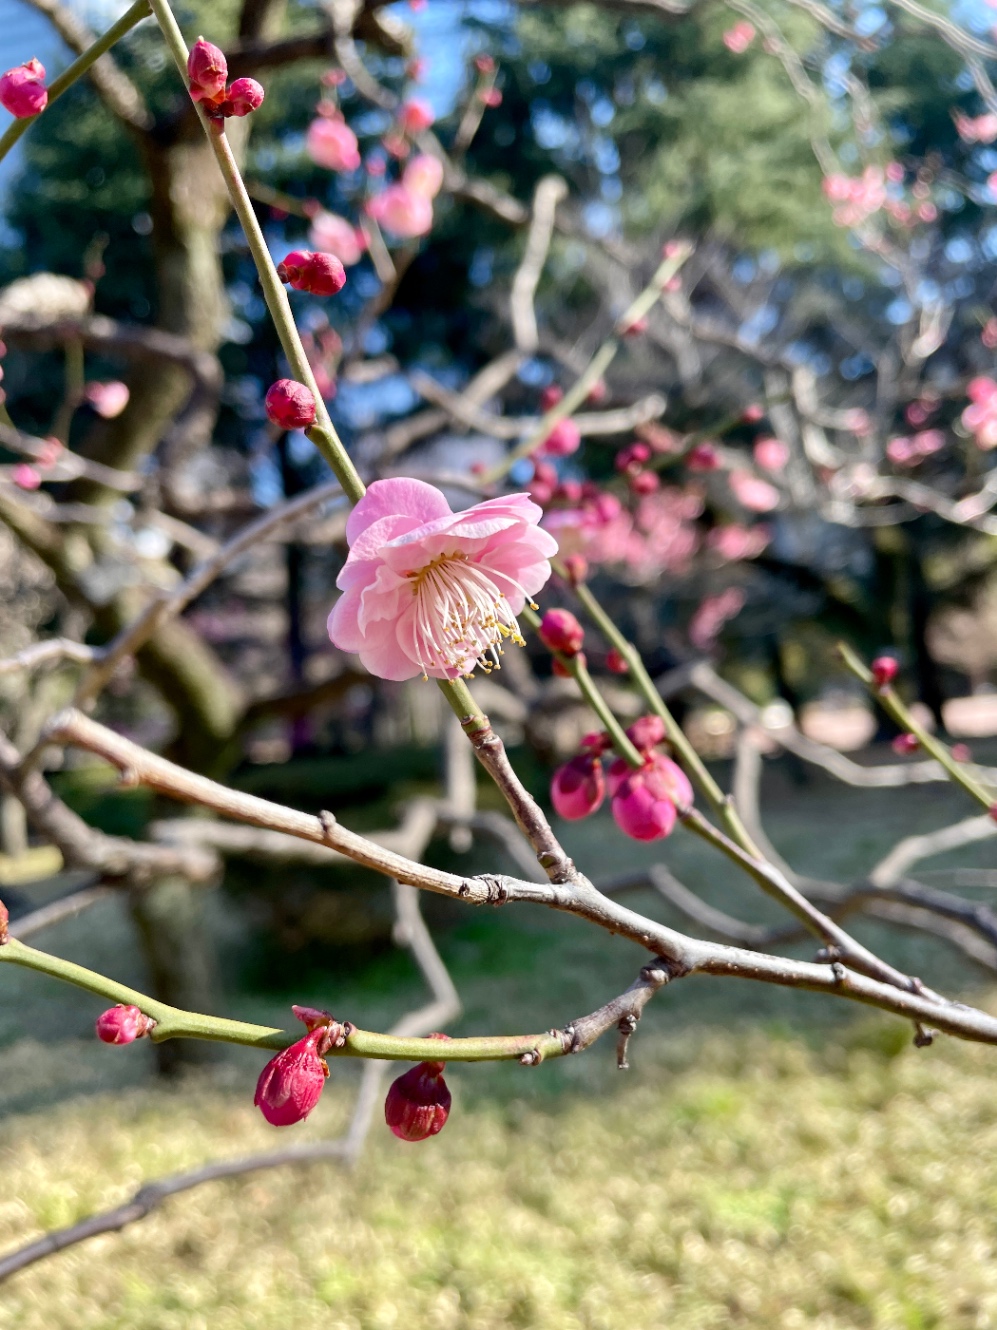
[367,183,433,238]
[729,469,780,512]
[538,419,581,457]
[954,112,997,143]
[707,524,770,562]
[689,587,746,651]
[962,377,997,449]
[403,153,445,198]
[306,116,361,171]
[722,21,756,52]
[753,437,790,471]
[327,478,557,680]
[398,99,435,134]
[84,380,130,419]
[309,210,366,266]
[822,166,886,227]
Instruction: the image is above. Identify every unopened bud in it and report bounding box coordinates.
[398,98,435,134]
[0,897,8,944]
[277,249,347,296]
[540,384,564,411]
[870,656,899,688]
[561,554,588,586]
[384,1052,451,1142]
[606,648,629,675]
[187,37,228,102]
[626,715,666,752]
[539,419,581,457]
[265,379,317,429]
[95,1004,154,1045]
[221,76,264,117]
[539,608,585,657]
[551,753,604,820]
[0,58,47,118]
[892,732,920,755]
[255,1029,330,1125]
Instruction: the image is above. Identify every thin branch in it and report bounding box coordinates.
[9,884,113,940]
[510,176,569,353]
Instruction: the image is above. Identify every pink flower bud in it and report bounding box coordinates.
[385,1059,451,1141]
[399,99,435,134]
[479,88,503,107]
[620,314,648,338]
[0,897,8,944]
[255,1029,330,1125]
[561,553,588,586]
[606,648,629,675]
[306,116,361,171]
[539,608,585,656]
[742,403,764,423]
[753,437,790,472]
[608,752,692,841]
[265,379,316,430]
[951,743,972,763]
[0,58,48,118]
[95,1004,154,1044]
[586,378,608,405]
[367,183,433,238]
[687,443,719,471]
[221,77,264,117]
[871,656,899,688]
[187,38,228,103]
[277,249,347,296]
[84,380,130,419]
[402,153,444,199]
[626,715,666,752]
[629,470,660,495]
[474,54,496,74]
[551,753,605,819]
[540,384,564,411]
[615,442,651,473]
[12,463,40,490]
[892,733,920,756]
[539,419,581,457]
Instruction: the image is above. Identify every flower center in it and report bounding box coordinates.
[406,551,532,678]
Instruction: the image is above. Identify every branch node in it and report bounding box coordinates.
[913,1023,935,1048]
[519,1048,542,1066]
[616,1012,639,1069]
[319,810,338,840]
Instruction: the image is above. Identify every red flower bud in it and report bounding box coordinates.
[551,753,605,819]
[539,419,581,457]
[629,470,660,495]
[606,648,629,675]
[608,752,692,841]
[687,443,720,471]
[892,732,920,755]
[0,896,8,944]
[540,384,564,411]
[384,1059,451,1141]
[626,715,666,752]
[255,1029,331,1125]
[615,442,651,473]
[0,58,47,118]
[265,379,316,429]
[561,554,588,586]
[539,608,585,656]
[95,1004,154,1045]
[277,249,347,296]
[871,656,899,688]
[220,76,264,117]
[399,98,435,134]
[620,314,649,337]
[187,38,228,102]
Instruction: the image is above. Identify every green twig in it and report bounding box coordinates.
[481,244,692,484]
[147,0,365,504]
[0,936,565,1061]
[522,605,642,767]
[839,642,997,812]
[0,0,152,167]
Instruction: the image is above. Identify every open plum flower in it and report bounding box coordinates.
[328,478,557,680]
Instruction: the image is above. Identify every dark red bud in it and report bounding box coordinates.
[265,379,317,429]
[255,1029,330,1126]
[95,1004,154,1044]
[221,76,264,117]
[871,656,899,688]
[540,384,564,411]
[606,648,629,675]
[187,37,228,102]
[278,250,347,296]
[626,715,667,752]
[384,1061,451,1141]
[892,732,920,755]
[539,608,585,657]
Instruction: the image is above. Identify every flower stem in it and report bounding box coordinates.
[0,0,152,167]
[570,575,763,855]
[521,605,643,766]
[839,641,996,811]
[0,936,565,1061]
[147,0,365,504]
[481,243,692,484]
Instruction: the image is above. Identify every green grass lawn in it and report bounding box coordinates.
[3,753,997,1328]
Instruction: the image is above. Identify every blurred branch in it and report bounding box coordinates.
[9,884,113,940]
[511,176,569,354]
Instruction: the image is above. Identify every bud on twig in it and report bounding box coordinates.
[95,1004,154,1044]
[0,59,48,118]
[384,1038,452,1142]
[265,379,317,429]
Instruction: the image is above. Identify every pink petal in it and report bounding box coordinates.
[346,477,452,546]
